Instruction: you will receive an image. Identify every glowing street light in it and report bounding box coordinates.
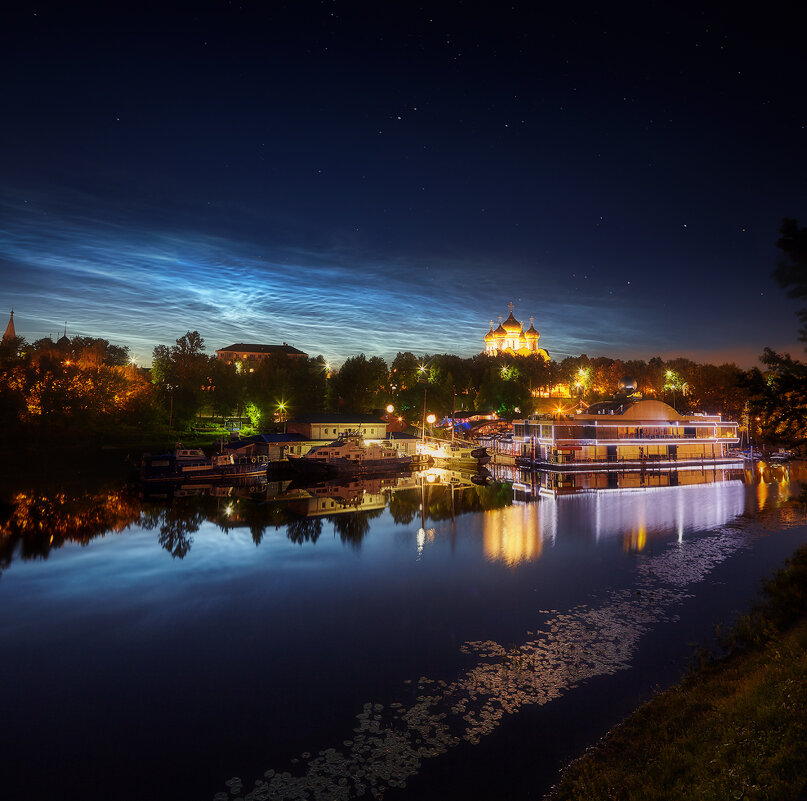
[426,413,436,425]
[386,404,395,414]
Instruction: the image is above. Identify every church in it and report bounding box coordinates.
[483,304,549,359]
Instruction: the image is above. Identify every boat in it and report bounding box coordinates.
[286,434,413,475]
[140,447,269,483]
[416,440,491,469]
[769,449,795,463]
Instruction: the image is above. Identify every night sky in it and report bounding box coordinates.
[2,1,805,367]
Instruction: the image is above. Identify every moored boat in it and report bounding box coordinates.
[141,447,269,483]
[287,435,412,475]
[416,440,491,469]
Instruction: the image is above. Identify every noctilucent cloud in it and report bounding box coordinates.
[1,3,805,366]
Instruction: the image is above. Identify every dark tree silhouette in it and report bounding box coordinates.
[773,218,807,343]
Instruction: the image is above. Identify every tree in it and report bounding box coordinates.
[773,218,807,343]
[151,331,211,428]
[746,350,807,447]
[331,354,388,412]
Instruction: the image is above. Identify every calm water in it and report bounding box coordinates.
[1,462,805,801]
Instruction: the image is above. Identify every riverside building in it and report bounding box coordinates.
[514,399,739,470]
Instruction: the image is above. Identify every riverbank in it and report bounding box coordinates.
[546,543,807,801]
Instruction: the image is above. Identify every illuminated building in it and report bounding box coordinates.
[514,399,739,469]
[483,302,548,359]
[216,342,307,364]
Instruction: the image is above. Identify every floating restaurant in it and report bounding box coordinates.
[514,399,740,471]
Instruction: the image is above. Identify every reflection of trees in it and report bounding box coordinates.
[286,517,323,545]
[0,488,144,565]
[387,489,419,524]
[157,505,204,559]
[386,483,514,527]
[328,509,384,548]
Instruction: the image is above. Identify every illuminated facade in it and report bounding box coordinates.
[483,303,548,359]
[514,399,740,470]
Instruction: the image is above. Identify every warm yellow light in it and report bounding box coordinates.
[426,473,437,483]
[386,404,394,413]
[426,413,436,424]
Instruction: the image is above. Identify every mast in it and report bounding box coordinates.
[451,385,455,443]
[422,387,428,443]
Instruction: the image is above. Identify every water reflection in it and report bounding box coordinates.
[1,461,805,801]
[0,464,798,571]
[483,504,543,566]
[221,471,801,801]
[0,469,509,567]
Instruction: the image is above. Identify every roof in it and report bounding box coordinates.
[2,310,15,343]
[580,399,685,421]
[224,433,310,449]
[502,312,522,332]
[388,432,419,440]
[286,413,387,424]
[217,343,307,356]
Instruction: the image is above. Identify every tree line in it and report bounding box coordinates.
[2,218,807,447]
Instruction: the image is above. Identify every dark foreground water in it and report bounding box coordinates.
[1,462,805,801]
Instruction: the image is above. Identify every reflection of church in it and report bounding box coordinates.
[484,303,548,359]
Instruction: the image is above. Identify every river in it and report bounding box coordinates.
[1,461,805,801]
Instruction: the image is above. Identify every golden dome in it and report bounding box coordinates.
[493,322,507,337]
[525,317,539,339]
[502,312,522,333]
[484,322,496,341]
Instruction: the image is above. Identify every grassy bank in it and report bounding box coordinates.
[547,545,807,801]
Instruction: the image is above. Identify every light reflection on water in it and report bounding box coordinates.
[0,461,805,801]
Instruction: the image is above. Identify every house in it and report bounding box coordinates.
[216,343,308,365]
[286,414,388,441]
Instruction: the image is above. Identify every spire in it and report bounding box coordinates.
[2,309,15,343]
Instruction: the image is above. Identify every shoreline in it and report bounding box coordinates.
[545,541,807,801]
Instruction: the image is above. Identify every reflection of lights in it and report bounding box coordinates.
[415,527,435,559]
[225,504,233,517]
[483,505,542,566]
[426,473,436,483]
[623,526,647,552]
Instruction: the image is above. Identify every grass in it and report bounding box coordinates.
[547,545,807,801]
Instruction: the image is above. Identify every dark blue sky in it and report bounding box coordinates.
[1,1,805,366]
